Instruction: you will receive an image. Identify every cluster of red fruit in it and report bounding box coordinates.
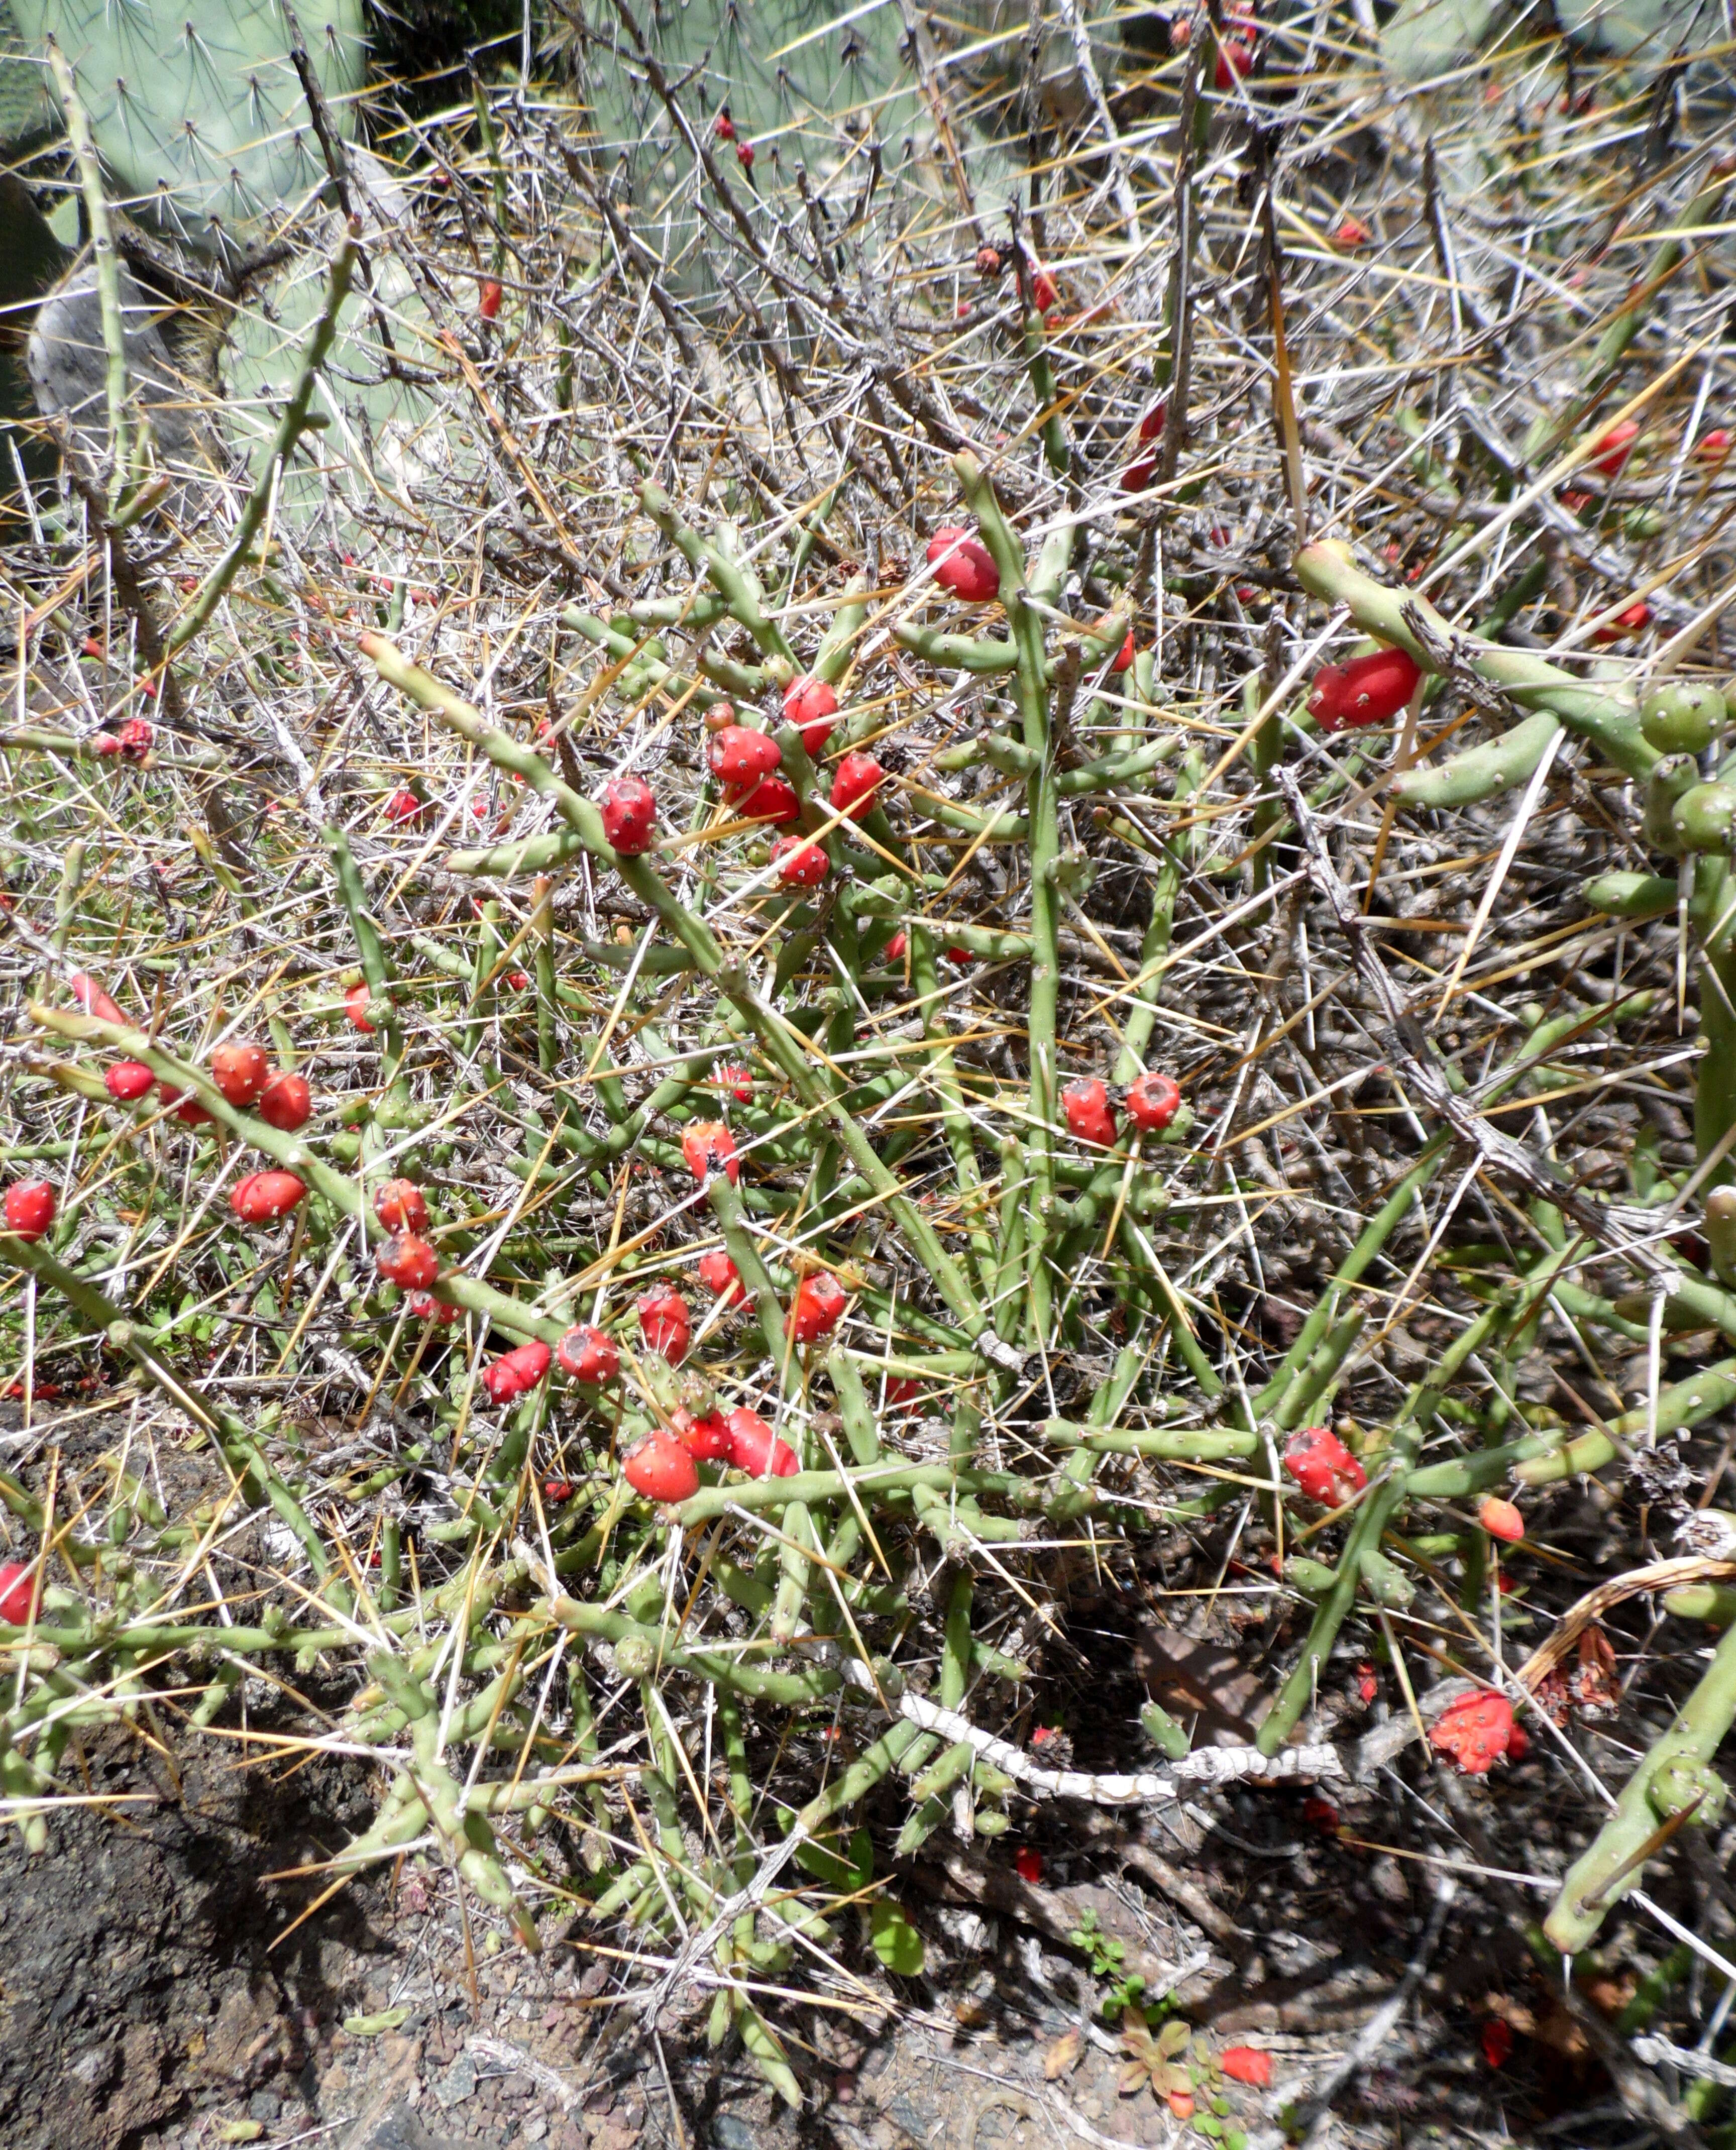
[89,717,155,761]
[623,1404,799,1504]
[1307,646,1422,731]
[1059,1070,1183,1146]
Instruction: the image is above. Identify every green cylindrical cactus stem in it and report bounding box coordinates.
[326,824,405,1087]
[907,1739,976,1805]
[770,1502,814,1643]
[1123,1215,1226,1400]
[1699,954,1736,1181]
[1664,1585,1736,1626]
[1393,711,1562,811]
[1293,543,1654,779]
[705,1175,795,1384]
[1021,311,1070,475]
[1357,1548,1415,1610]
[1643,682,1727,756]
[1670,779,1736,853]
[531,876,558,1074]
[891,620,1019,673]
[736,1999,802,2110]
[1043,1420,1258,1463]
[44,39,131,505]
[1114,752,1197,1082]
[1273,1309,1366,1433]
[909,924,995,1294]
[1283,1556,1340,1598]
[563,603,749,705]
[1612,1273,1736,1336]
[825,1349,884,1466]
[942,1568,973,1711]
[1708,1190,1736,1288]
[1546,1617,1736,1953]
[1581,871,1678,921]
[792,1719,929,1839]
[636,482,795,664]
[1053,741,1170,797]
[1512,1357,1736,1488]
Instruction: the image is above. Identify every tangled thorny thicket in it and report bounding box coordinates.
[4,10,1736,2136]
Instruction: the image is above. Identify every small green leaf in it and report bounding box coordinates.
[1197,2118,1224,2139]
[342,2005,410,2036]
[1158,2017,1192,2059]
[870,1898,925,1975]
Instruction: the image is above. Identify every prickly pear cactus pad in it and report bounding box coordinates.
[12,0,365,254]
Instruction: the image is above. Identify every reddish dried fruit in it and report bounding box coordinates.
[1481,2018,1513,2069]
[1283,1425,1366,1506]
[725,1407,799,1477]
[682,1120,740,1185]
[730,774,800,824]
[736,139,754,171]
[211,1041,269,1107]
[258,1070,312,1131]
[830,752,885,820]
[926,526,1000,603]
[374,1179,428,1234]
[1139,402,1166,443]
[1120,455,1157,493]
[1124,1070,1181,1131]
[788,1271,846,1343]
[479,277,503,319]
[1303,1794,1340,1833]
[1594,600,1653,642]
[557,1323,620,1382]
[976,244,1002,277]
[624,1433,700,1503]
[638,1288,691,1364]
[1334,214,1371,248]
[4,1180,55,1240]
[1479,1496,1524,1543]
[1214,32,1254,86]
[0,1561,37,1625]
[229,1170,307,1225]
[713,1062,753,1101]
[1220,2047,1273,2088]
[1311,647,1422,730]
[1030,266,1058,313]
[708,725,782,789]
[1062,1076,1118,1147]
[384,788,424,824]
[408,1291,461,1325]
[1590,418,1639,475]
[697,1249,744,1306]
[1013,1846,1043,1884]
[677,1409,732,1460]
[1698,428,1731,465]
[599,774,658,854]
[377,1233,440,1289]
[773,836,829,887]
[1357,1663,1379,1705]
[69,973,126,1025]
[715,109,735,141]
[483,1340,552,1405]
[105,1059,155,1102]
[784,675,838,753]
[116,716,154,757]
[1429,1690,1513,1775]
[346,981,376,1033]
[883,930,908,962]
[702,696,737,733]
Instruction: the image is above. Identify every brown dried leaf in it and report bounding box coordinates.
[1044,2027,1084,2081]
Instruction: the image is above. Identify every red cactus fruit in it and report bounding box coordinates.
[730,774,800,824]
[483,1340,552,1405]
[373,1179,428,1235]
[258,1070,312,1131]
[1429,1690,1513,1775]
[697,1249,744,1306]
[1594,600,1652,642]
[976,244,1002,277]
[384,788,424,824]
[702,697,737,733]
[715,109,734,141]
[1282,1425,1366,1506]
[4,1180,56,1240]
[1014,1846,1044,1884]
[883,930,908,962]
[708,725,782,789]
[69,973,125,1025]
[599,774,658,854]
[1310,646,1421,731]
[1124,1071,1182,1131]
[1214,32,1254,86]
[543,1478,573,1502]
[408,1291,461,1325]
[1481,2018,1514,2069]
[926,526,1000,603]
[1220,2048,1273,2088]
[1120,455,1157,493]
[1030,265,1058,313]
[736,139,754,171]
[1698,428,1732,465]
[1479,1496,1524,1543]
[557,1323,619,1382]
[211,1042,270,1108]
[784,675,838,753]
[479,277,503,319]
[346,981,376,1033]
[1139,402,1166,443]
[624,1433,699,1503]
[159,1085,213,1126]
[830,752,884,820]
[713,1062,753,1101]
[1590,417,1639,474]
[377,1233,440,1289]
[1303,1794,1340,1833]
[0,1562,36,1624]
[1062,1076,1119,1147]
[637,1287,691,1364]
[229,1170,307,1225]
[725,1407,799,1477]
[773,836,829,887]
[117,717,154,757]
[682,1120,740,1185]
[1334,214,1371,248]
[105,1059,155,1102]
[676,1409,732,1460]
[788,1271,846,1343]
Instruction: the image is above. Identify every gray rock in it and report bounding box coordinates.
[26,260,207,489]
[341,2094,470,2150]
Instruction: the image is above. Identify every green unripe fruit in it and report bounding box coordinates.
[1643,755,1700,852]
[1642,682,1726,755]
[613,1634,656,1678]
[1284,1555,1338,1598]
[1357,1547,1416,1609]
[1707,1187,1736,1288]
[1671,780,1736,853]
[1648,1755,1727,1826]
[973,1809,1011,1836]
[1140,1700,1193,1758]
